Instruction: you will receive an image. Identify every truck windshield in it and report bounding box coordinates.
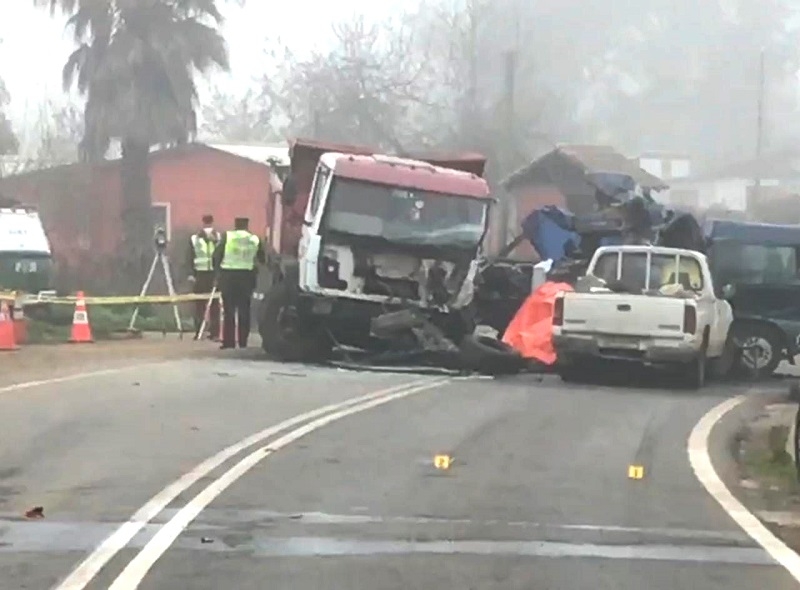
[323,178,487,248]
[593,251,704,292]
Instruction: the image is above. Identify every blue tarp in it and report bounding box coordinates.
[520,206,580,262]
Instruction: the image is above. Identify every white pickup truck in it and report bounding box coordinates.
[551,245,734,388]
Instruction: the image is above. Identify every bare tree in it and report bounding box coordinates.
[33,100,84,165]
[200,86,277,143]
[262,15,435,152]
[0,75,18,157]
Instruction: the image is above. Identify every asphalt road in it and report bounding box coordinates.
[0,357,798,589]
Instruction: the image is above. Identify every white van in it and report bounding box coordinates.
[0,207,54,295]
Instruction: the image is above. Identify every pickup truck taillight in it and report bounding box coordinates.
[553,296,564,326]
[683,304,697,334]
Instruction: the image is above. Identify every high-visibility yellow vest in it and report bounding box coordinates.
[191,233,216,272]
[220,230,260,270]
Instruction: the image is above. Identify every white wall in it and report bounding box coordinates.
[666,178,748,211]
[671,159,691,178]
[637,156,691,180]
[639,158,662,178]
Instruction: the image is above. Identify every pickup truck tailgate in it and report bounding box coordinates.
[562,293,686,338]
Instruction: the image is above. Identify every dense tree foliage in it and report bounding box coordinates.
[35,0,230,276]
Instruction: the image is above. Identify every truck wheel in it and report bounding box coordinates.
[681,349,706,390]
[732,323,782,379]
[557,359,592,384]
[259,281,332,363]
[709,333,736,380]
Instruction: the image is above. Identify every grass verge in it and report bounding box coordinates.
[24,303,195,344]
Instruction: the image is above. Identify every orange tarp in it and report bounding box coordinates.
[501,281,574,365]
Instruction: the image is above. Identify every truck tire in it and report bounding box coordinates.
[458,335,525,375]
[732,322,783,379]
[557,357,594,384]
[558,366,587,384]
[709,333,736,380]
[259,280,332,363]
[681,348,706,390]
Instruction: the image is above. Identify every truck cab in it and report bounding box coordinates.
[259,141,492,361]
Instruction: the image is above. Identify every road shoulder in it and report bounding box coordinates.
[729,387,800,555]
[0,337,228,388]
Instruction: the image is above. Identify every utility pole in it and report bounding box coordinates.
[498,0,521,250]
[752,49,766,210]
[466,0,478,117]
[498,49,518,250]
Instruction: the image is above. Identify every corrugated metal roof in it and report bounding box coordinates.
[208,142,290,167]
[556,145,668,189]
[503,145,668,191]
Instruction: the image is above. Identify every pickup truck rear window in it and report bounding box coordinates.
[593,251,703,293]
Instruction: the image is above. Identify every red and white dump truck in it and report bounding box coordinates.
[258,139,493,362]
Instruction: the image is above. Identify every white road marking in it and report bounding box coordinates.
[0,363,168,395]
[688,394,800,583]
[107,379,447,590]
[53,377,445,590]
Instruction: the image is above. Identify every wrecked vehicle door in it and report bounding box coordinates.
[552,245,733,389]
[706,219,800,377]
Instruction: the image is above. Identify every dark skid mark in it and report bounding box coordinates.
[240,536,775,565]
[0,467,22,480]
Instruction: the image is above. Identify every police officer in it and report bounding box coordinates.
[187,214,220,340]
[213,217,266,349]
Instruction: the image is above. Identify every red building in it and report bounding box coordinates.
[0,143,285,287]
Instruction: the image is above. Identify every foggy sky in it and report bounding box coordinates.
[0,0,399,124]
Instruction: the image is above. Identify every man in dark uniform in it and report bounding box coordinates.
[213,217,266,349]
[187,214,220,340]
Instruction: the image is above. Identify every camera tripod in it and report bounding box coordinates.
[128,228,183,334]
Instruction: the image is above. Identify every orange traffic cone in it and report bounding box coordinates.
[0,300,18,351]
[12,300,27,344]
[69,291,93,343]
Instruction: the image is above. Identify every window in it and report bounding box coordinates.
[323,178,488,248]
[152,203,171,241]
[712,243,799,285]
[593,250,704,292]
[309,165,330,216]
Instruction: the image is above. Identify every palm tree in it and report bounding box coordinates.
[35,0,229,274]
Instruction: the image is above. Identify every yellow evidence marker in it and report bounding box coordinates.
[434,454,453,470]
[628,465,645,480]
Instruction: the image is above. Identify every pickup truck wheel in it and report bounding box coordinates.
[682,349,706,390]
[732,323,782,379]
[709,333,736,380]
[558,360,592,384]
[259,281,332,363]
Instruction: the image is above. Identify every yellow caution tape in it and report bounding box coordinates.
[0,292,220,305]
